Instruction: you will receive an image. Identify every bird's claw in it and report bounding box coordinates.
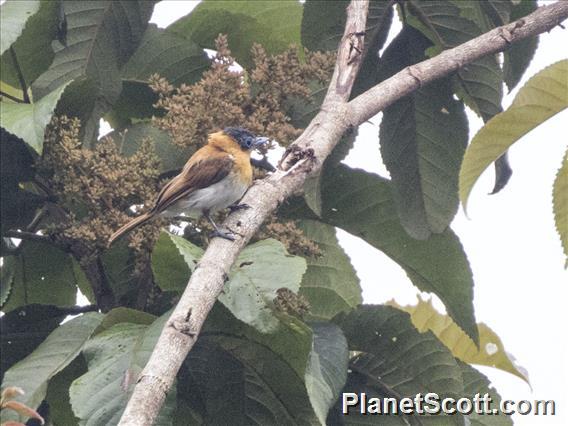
[228,203,250,213]
[210,229,236,241]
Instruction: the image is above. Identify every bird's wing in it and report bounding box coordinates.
[151,155,234,214]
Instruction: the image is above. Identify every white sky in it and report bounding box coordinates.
[151,1,568,424]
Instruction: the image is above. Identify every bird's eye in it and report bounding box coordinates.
[245,137,252,147]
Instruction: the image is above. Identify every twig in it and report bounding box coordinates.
[55,304,99,315]
[0,90,26,103]
[3,230,50,243]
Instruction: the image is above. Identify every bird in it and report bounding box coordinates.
[109,127,269,244]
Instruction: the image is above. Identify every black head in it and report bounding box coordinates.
[224,127,269,150]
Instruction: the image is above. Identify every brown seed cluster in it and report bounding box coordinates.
[273,287,311,319]
[255,215,321,258]
[150,34,335,149]
[39,117,163,260]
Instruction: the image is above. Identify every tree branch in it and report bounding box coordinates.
[347,1,568,125]
[118,1,568,424]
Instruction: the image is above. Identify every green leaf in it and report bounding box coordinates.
[459,361,513,424]
[333,305,464,422]
[205,303,313,380]
[0,313,103,422]
[1,81,70,153]
[31,1,155,143]
[301,0,348,52]
[70,314,176,425]
[185,334,318,425]
[186,306,318,424]
[378,27,468,239]
[504,0,538,92]
[151,231,192,292]
[406,0,503,121]
[44,356,87,426]
[460,60,568,212]
[123,24,210,87]
[106,122,192,174]
[305,322,348,424]
[168,0,302,68]
[221,239,307,333]
[1,240,81,314]
[297,220,362,320]
[0,304,68,378]
[0,0,40,56]
[107,24,210,127]
[165,234,308,333]
[553,147,568,268]
[321,164,478,344]
[454,0,510,33]
[0,0,58,89]
[96,307,156,333]
[388,298,529,384]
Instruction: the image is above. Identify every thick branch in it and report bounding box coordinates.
[347,0,568,124]
[118,2,567,424]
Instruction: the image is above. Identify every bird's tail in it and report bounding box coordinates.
[109,213,153,245]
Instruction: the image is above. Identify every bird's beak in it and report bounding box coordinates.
[253,136,269,148]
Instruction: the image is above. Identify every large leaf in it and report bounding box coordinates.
[553,147,568,268]
[0,81,70,153]
[0,0,58,89]
[389,298,529,384]
[107,24,210,127]
[296,220,362,320]
[458,361,513,425]
[0,313,103,423]
[503,0,538,92]
[0,304,68,380]
[205,303,314,379]
[69,314,176,425]
[378,27,468,239]
[0,0,40,56]
[164,233,308,334]
[333,305,464,423]
[178,303,316,423]
[151,231,192,292]
[1,240,81,314]
[105,122,192,174]
[221,239,307,333]
[168,0,302,68]
[460,60,568,212]
[320,164,478,344]
[305,322,348,424]
[123,24,209,87]
[44,356,86,426]
[184,335,318,425]
[406,0,503,121]
[31,1,155,143]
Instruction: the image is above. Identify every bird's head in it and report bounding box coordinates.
[223,127,269,151]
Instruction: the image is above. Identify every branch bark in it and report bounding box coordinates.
[118,1,568,424]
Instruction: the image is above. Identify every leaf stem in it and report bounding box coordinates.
[9,47,30,103]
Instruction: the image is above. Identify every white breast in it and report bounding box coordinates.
[161,173,249,218]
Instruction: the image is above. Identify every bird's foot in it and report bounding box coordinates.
[228,203,250,213]
[209,228,236,241]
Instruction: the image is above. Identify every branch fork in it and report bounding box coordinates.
[118,2,568,424]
